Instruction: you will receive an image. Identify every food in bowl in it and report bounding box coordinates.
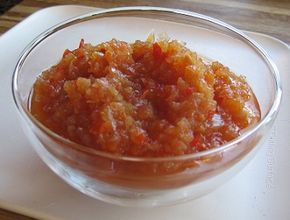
[30,36,261,158]
[13,7,281,205]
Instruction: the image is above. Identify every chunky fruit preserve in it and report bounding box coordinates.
[31,37,260,157]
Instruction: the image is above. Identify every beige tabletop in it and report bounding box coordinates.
[0,0,289,219]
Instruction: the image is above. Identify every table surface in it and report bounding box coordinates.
[0,0,289,219]
[1,0,290,44]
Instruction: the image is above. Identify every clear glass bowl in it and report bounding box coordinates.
[12,7,282,207]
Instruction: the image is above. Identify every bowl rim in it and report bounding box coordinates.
[12,6,282,162]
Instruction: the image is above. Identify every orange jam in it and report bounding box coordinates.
[31,38,260,157]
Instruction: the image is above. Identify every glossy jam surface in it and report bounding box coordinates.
[31,38,260,157]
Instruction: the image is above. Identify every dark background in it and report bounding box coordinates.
[0,0,22,14]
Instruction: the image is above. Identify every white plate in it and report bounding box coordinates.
[0,5,289,220]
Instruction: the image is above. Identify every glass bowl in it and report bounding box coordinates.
[12,7,282,207]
